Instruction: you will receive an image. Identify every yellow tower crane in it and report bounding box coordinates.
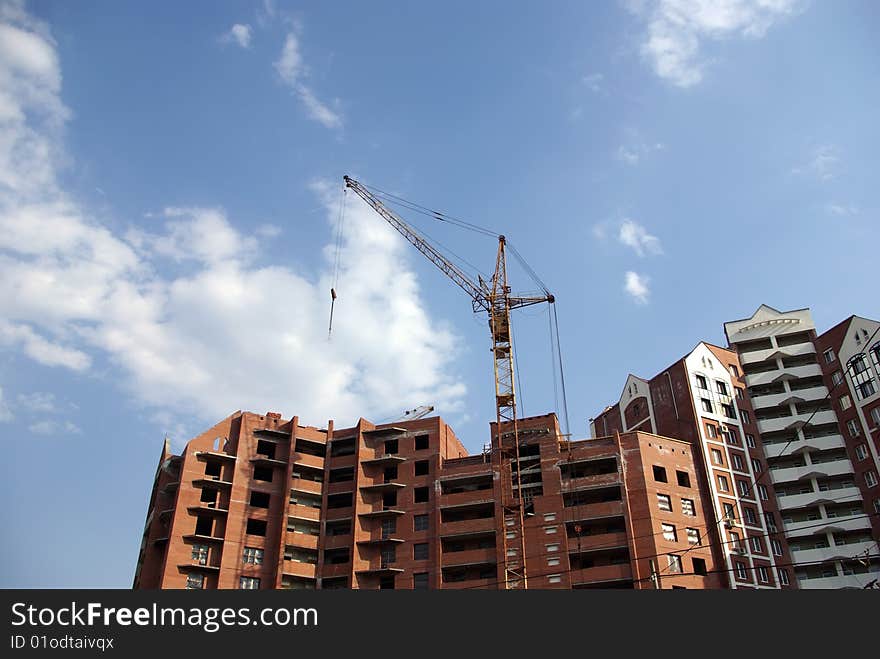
[343,175,556,589]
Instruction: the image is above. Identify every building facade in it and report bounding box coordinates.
[725,306,880,588]
[590,342,796,589]
[134,411,722,590]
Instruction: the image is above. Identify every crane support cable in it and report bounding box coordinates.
[552,301,571,438]
[329,186,348,338]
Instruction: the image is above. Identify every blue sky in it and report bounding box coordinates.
[0,0,877,587]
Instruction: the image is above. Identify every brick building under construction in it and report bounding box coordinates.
[134,409,754,590]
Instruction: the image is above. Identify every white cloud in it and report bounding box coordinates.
[17,391,56,413]
[627,0,800,87]
[273,32,343,130]
[221,24,252,49]
[0,4,464,430]
[583,72,604,93]
[825,203,858,217]
[615,141,664,165]
[0,386,12,422]
[27,419,81,436]
[256,223,282,238]
[619,219,663,256]
[624,271,651,304]
[793,145,839,181]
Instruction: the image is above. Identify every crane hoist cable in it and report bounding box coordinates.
[328,186,348,338]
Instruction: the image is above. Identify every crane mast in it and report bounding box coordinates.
[343,175,553,589]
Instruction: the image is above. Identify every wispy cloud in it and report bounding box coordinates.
[17,391,57,413]
[273,32,343,130]
[583,72,604,93]
[619,219,663,256]
[615,141,664,165]
[792,144,839,181]
[624,271,651,304]
[825,203,858,217]
[221,24,252,49]
[627,0,801,87]
[28,419,81,436]
[0,386,12,422]
[256,223,282,238]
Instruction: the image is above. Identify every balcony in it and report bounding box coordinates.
[775,486,860,511]
[791,540,876,565]
[282,561,317,579]
[359,482,406,493]
[569,563,632,587]
[195,450,236,463]
[292,453,324,470]
[254,427,291,438]
[358,507,406,519]
[740,342,815,366]
[745,363,823,387]
[561,472,621,491]
[757,410,838,434]
[361,454,407,466]
[439,517,496,537]
[355,564,405,576]
[563,501,625,522]
[440,490,495,508]
[568,532,629,553]
[286,532,320,550]
[250,456,288,469]
[356,534,405,546]
[441,547,496,567]
[287,504,321,522]
[796,574,856,590]
[290,478,323,496]
[186,504,229,517]
[784,514,871,536]
[763,434,846,459]
[771,459,853,485]
[192,476,233,489]
[178,562,220,573]
[182,533,224,544]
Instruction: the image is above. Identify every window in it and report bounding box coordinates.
[737,480,750,497]
[653,465,668,483]
[253,466,273,482]
[855,444,869,461]
[686,528,700,545]
[692,557,707,575]
[676,470,691,488]
[716,381,728,395]
[186,573,205,590]
[662,523,677,542]
[711,449,723,465]
[778,568,790,586]
[239,577,260,590]
[546,543,560,552]
[544,513,556,522]
[662,554,681,574]
[249,491,270,509]
[717,475,729,492]
[548,574,562,584]
[696,375,708,390]
[730,532,742,551]
[840,395,852,411]
[735,563,748,580]
[243,547,264,565]
[757,484,768,501]
[740,410,751,424]
[746,433,756,448]
[707,424,718,438]
[751,458,762,474]
[730,365,740,377]
[744,507,757,525]
[384,439,398,455]
[681,498,695,516]
[413,543,429,560]
[191,544,209,565]
[414,514,429,532]
[414,487,430,503]
[866,471,878,488]
[847,419,861,438]
[246,518,267,537]
[381,547,396,566]
[657,494,672,511]
[735,387,744,400]
[750,536,763,553]
[413,573,429,590]
[505,531,515,540]
[701,398,713,413]
[848,354,878,399]
[381,518,397,538]
[548,557,560,566]
[872,408,880,427]
[544,526,558,534]
[874,499,880,514]
[414,460,429,476]
[824,348,836,364]
[771,539,783,556]
[415,434,430,450]
[757,566,770,584]
[763,512,776,531]
[732,454,743,471]
[723,502,737,523]
[832,370,844,387]
[721,404,736,419]
[725,428,740,445]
